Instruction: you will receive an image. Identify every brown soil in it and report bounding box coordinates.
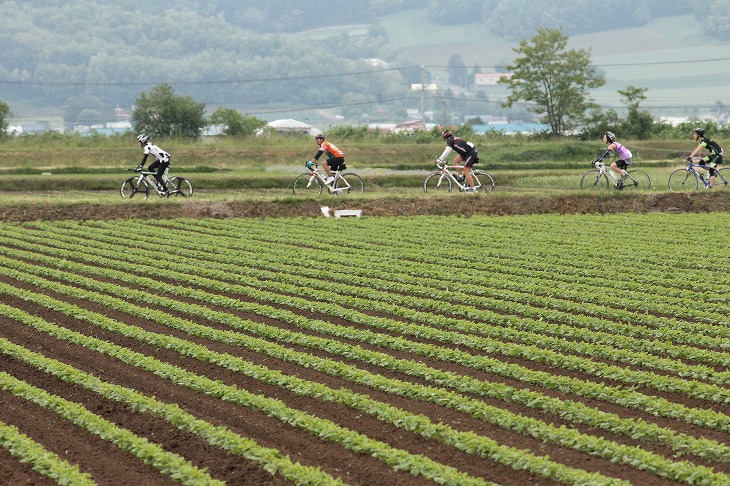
[0,191,727,222]
[1,191,729,485]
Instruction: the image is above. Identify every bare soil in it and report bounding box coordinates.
[1,191,729,485]
[0,191,728,222]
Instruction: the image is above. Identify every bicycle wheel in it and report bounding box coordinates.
[472,170,495,192]
[168,176,193,197]
[712,168,730,190]
[579,170,609,192]
[623,169,651,191]
[334,172,364,194]
[424,172,452,193]
[668,169,699,192]
[120,177,150,200]
[293,173,323,195]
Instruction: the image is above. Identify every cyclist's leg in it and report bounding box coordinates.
[325,158,343,183]
[157,161,171,191]
[708,154,721,187]
[612,159,628,178]
[147,160,162,190]
[453,154,465,179]
[464,154,477,189]
[613,159,629,188]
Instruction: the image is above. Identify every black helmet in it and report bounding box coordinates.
[136,133,150,143]
[604,131,616,143]
[314,133,325,141]
[441,129,452,139]
[693,127,705,137]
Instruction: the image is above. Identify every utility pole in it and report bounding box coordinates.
[420,65,425,125]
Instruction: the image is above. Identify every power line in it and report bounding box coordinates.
[2,55,730,87]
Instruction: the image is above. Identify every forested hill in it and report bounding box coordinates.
[0,0,702,122]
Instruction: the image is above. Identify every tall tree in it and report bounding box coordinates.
[499,28,604,136]
[208,108,267,136]
[0,99,10,138]
[618,85,654,139]
[132,84,206,139]
[447,54,467,88]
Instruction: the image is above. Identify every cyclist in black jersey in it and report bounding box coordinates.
[436,129,479,192]
[688,127,723,188]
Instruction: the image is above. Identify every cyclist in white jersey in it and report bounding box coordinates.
[594,131,633,189]
[135,134,172,194]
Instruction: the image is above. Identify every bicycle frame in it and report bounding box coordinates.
[306,168,351,194]
[591,162,621,186]
[137,169,172,195]
[683,161,726,188]
[121,167,193,200]
[434,161,482,191]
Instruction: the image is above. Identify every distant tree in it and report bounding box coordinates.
[467,63,481,89]
[209,108,267,136]
[447,54,467,87]
[580,86,654,140]
[0,99,10,138]
[499,28,605,136]
[132,84,206,139]
[617,86,654,139]
[77,109,102,127]
[428,0,484,23]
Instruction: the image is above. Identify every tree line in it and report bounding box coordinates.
[0,0,714,128]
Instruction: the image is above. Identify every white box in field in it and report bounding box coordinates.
[334,210,362,218]
[320,207,362,218]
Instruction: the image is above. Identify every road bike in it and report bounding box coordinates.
[120,168,193,200]
[579,161,651,192]
[292,164,364,195]
[423,160,495,193]
[668,157,730,192]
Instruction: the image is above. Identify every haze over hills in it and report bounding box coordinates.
[2,1,728,129]
[386,11,730,119]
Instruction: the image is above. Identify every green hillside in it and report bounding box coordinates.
[379,12,730,117]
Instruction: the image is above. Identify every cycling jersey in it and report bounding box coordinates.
[610,142,632,161]
[312,140,344,160]
[439,136,478,161]
[698,136,723,157]
[140,142,171,167]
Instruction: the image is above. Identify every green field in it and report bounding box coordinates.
[0,213,729,484]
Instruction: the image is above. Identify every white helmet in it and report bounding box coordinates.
[136,133,150,143]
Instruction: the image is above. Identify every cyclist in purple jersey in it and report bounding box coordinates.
[594,131,632,189]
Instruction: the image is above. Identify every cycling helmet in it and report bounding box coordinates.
[692,127,705,137]
[136,133,150,144]
[604,131,616,143]
[314,133,325,141]
[441,129,452,139]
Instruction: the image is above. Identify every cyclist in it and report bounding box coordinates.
[306,133,345,186]
[436,129,479,191]
[135,134,171,195]
[593,131,633,189]
[688,127,723,188]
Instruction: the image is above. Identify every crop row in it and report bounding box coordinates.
[1,263,726,485]
[3,226,729,414]
[1,213,729,485]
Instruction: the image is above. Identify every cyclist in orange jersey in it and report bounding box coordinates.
[307,133,346,185]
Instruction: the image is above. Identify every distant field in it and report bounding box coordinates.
[379,11,730,116]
